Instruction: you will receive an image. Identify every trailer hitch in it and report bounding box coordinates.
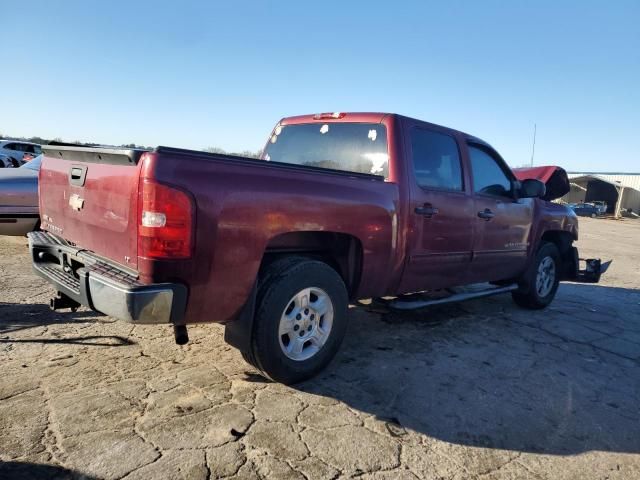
[50,292,81,312]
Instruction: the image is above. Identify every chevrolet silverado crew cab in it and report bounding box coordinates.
[29,113,608,384]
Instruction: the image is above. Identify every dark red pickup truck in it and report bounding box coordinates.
[29,112,608,383]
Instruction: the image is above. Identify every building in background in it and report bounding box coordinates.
[564,172,640,217]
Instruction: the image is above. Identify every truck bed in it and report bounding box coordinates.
[37,143,401,324]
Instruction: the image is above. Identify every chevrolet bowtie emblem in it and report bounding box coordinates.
[69,193,85,211]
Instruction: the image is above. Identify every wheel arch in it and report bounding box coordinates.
[538,229,577,280]
[539,230,574,255]
[260,230,364,299]
[224,230,363,352]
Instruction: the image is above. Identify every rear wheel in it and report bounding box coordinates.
[512,242,560,309]
[244,258,348,384]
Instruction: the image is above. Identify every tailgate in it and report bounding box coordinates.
[39,146,146,270]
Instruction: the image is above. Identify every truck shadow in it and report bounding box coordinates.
[296,283,640,455]
[0,302,135,346]
[0,460,98,480]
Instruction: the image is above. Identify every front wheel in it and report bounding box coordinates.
[512,242,560,309]
[244,258,348,384]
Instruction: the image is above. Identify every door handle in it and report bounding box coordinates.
[415,204,439,217]
[477,208,495,220]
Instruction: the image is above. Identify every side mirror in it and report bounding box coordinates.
[519,178,546,198]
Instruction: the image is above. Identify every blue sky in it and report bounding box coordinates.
[2,0,638,171]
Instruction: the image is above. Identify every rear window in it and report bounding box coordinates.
[263,122,389,178]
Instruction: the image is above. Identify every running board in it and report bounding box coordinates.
[389,284,518,310]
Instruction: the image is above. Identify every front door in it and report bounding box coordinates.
[398,126,475,294]
[467,143,533,282]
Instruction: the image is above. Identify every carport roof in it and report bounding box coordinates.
[568,174,640,192]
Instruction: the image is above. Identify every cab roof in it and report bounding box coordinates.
[278,112,493,149]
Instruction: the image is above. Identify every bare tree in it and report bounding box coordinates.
[204,147,227,154]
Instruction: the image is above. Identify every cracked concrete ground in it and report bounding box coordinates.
[1,217,639,479]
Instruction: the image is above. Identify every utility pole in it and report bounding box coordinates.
[530,123,537,167]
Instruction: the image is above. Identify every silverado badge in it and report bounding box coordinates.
[69,193,85,211]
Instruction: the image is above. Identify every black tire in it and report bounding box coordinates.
[512,242,561,310]
[245,257,348,384]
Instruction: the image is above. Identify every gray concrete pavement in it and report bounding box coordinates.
[1,218,639,479]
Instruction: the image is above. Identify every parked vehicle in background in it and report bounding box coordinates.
[0,153,15,168]
[591,200,607,214]
[0,154,41,235]
[572,203,602,218]
[29,113,608,384]
[0,140,42,167]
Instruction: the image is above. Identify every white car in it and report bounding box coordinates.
[0,140,42,168]
[0,154,41,235]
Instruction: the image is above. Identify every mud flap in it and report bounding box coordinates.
[223,282,257,352]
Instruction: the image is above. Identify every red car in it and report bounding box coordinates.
[29,113,608,383]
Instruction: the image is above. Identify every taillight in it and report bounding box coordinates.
[138,180,193,259]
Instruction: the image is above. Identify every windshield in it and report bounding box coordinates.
[263,122,389,178]
[20,154,42,171]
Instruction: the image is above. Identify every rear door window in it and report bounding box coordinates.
[410,128,463,191]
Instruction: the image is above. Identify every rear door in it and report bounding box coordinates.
[39,146,144,270]
[398,124,475,293]
[467,143,533,282]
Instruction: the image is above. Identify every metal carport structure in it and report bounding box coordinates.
[565,175,640,217]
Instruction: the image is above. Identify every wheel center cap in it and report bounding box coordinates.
[301,312,315,330]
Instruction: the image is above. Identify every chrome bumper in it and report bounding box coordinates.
[87,274,185,324]
[28,231,187,324]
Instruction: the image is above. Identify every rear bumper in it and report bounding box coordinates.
[28,231,187,324]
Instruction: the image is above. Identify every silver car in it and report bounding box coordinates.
[0,140,42,167]
[0,154,40,235]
